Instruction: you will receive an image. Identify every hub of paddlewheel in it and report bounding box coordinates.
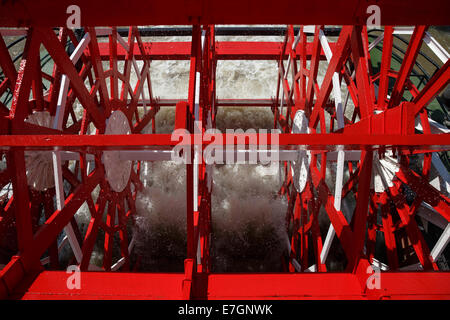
[0,1,449,299]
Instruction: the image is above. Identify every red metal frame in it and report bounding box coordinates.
[0,2,449,299]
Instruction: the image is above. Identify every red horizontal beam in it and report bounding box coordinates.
[13,271,450,300]
[137,99,290,107]
[13,272,185,300]
[204,272,450,300]
[0,133,448,151]
[215,42,331,60]
[0,1,448,26]
[216,99,275,107]
[97,42,189,60]
[91,42,332,61]
[138,99,278,108]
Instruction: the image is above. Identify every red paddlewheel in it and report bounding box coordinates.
[0,1,449,300]
[0,27,148,274]
[279,25,450,275]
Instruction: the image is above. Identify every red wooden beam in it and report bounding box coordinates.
[309,26,352,128]
[413,59,450,115]
[0,169,102,299]
[36,27,107,131]
[0,0,448,27]
[377,26,393,110]
[14,271,185,300]
[215,42,332,60]
[348,150,373,272]
[0,36,17,90]
[6,150,34,254]
[351,26,374,119]
[388,26,427,109]
[185,27,200,292]
[388,180,438,271]
[395,165,450,221]
[91,41,334,61]
[305,27,321,116]
[379,192,399,270]
[85,27,112,117]
[10,271,450,300]
[7,29,41,125]
[0,133,447,151]
[79,196,106,271]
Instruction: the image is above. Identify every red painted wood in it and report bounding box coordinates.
[0,0,448,27]
[12,271,450,300]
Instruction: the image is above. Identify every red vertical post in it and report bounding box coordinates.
[298,26,307,107]
[103,200,115,271]
[109,27,119,103]
[43,191,59,269]
[349,150,373,272]
[186,25,200,260]
[305,27,321,117]
[366,193,378,263]
[289,193,300,272]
